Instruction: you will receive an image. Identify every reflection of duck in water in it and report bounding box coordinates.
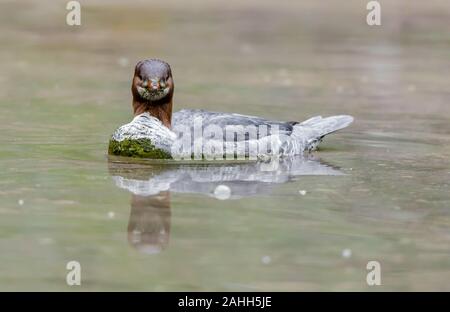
[109,59,353,159]
[109,156,343,199]
[127,192,171,255]
[108,156,343,254]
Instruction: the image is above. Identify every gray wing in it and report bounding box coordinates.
[172,109,296,141]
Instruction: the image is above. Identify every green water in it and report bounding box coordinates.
[0,0,449,291]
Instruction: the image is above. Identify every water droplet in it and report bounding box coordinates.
[214,185,231,200]
[261,255,271,265]
[342,248,352,259]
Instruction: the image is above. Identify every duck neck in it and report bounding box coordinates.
[133,99,173,129]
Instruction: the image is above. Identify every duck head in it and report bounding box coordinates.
[131,59,174,128]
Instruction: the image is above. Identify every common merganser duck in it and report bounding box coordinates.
[109,59,354,159]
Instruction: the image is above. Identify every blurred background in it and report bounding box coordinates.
[0,0,449,291]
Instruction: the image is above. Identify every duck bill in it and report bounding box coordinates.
[137,86,170,101]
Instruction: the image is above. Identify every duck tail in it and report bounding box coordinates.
[292,115,354,152]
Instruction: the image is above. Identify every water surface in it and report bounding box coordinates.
[0,0,449,291]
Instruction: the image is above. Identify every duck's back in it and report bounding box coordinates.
[172,109,296,140]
